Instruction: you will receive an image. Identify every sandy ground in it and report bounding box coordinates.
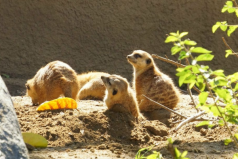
[13,95,237,159]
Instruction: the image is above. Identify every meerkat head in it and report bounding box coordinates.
[101,75,128,100]
[25,79,39,105]
[127,50,153,70]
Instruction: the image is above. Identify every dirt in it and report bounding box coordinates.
[13,94,237,159]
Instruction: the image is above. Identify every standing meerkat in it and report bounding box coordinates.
[101,74,140,118]
[26,61,79,105]
[77,72,110,100]
[127,50,181,112]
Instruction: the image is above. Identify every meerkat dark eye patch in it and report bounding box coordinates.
[134,54,142,59]
[112,89,118,95]
[146,59,151,64]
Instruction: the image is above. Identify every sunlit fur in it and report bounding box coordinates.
[101,74,141,118]
[26,61,79,105]
[127,50,181,112]
[77,72,110,100]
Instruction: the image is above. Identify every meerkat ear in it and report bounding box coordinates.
[146,59,151,64]
[112,89,118,95]
[25,84,30,90]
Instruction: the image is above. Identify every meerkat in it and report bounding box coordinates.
[77,72,110,100]
[25,61,79,105]
[101,74,141,118]
[127,50,181,112]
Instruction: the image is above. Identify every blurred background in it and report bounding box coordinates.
[0,0,238,95]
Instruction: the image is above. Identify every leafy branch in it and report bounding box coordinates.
[165,31,238,149]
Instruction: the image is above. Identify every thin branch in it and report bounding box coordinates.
[152,54,186,68]
[172,117,214,124]
[175,111,206,131]
[187,84,199,112]
[222,37,238,58]
[232,0,238,7]
[143,95,187,119]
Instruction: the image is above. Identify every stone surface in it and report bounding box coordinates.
[0,0,237,95]
[0,76,29,159]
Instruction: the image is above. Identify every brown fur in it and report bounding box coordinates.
[101,75,141,118]
[25,61,79,105]
[77,72,110,100]
[127,50,181,112]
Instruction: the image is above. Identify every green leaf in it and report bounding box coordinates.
[224,138,232,146]
[183,74,196,84]
[210,106,222,117]
[221,6,228,13]
[179,32,188,38]
[234,133,238,140]
[189,81,196,89]
[165,36,178,43]
[168,137,173,144]
[214,88,232,102]
[220,24,228,31]
[184,40,197,46]
[22,132,48,148]
[191,47,212,54]
[199,92,209,105]
[212,22,221,33]
[236,10,238,17]
[170,32,178,36]
[226,1,233,7]
[218,119,224,126]
[196,82,206,91]
[228,8,236,13]
[196,54,214,61]
[196,121,210,127]
[211,70,225,77]
[181,151,188,157]
[225,49,233,58]
[197,75,204,83]
[233,153,238,159]
[229,72,238,83]
[228,26,238,36]
[147,153,162,159]
[178,51,190,60]
[171,46,182,55]
[177,70,192,86]
[234,83,238,91]
[174,147,181,157]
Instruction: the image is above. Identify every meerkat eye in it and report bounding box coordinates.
[146,59,151,64]
[112,89,118,95]
[134,54,142,59]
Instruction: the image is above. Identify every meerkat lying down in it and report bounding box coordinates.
[101,75,140,118]
[26,61,79,105]
[127,50,181,112]
[77,72,110,100]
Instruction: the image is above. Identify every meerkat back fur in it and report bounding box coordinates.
[127,50,181,112]
[26,61,79,105]
[101,74,140,118]
[77,72,110,100]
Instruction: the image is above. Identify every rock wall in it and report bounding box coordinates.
[0,0,238,95]
[0,76,29,159]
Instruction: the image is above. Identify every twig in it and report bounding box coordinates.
[187,83,199,112]
[232,0,238,7]
[152,54,186,68]
[222,37,238,58]
[175,111,206,131]
[143,95,187,119]
[172,117,213,124]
